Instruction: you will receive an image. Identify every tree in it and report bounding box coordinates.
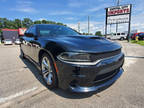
[34,20,42,24]
[0,18,4,28]
[0,17,66,29]
[95,31,102,36]
[56,22,63,25]
[42,20,47,24]
[14,19,22,28]
[22,18,33,28]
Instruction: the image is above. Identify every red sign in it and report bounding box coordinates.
[107,5,131,16]
[18,28,27,36]
[108,8,130,16]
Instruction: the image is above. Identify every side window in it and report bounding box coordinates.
[30,26,36,35]
[25,27,32,34]
[25,26,36,37]
[121,33,125,35]
[117,33,120,35]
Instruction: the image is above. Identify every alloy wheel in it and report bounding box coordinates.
[41,57,53,85]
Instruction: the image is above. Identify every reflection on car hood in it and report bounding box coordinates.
[42,35,121,53]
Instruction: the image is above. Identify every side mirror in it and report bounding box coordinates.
[24,33,34,37]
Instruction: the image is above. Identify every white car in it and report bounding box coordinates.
[4,39,13,45]
[108,33,127,40]
[15,39,21,45]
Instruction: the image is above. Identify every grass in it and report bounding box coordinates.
[131,40,144,46]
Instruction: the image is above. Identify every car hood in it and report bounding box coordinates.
[42,35,121,53]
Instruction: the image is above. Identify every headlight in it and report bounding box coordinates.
[57,52,91,62]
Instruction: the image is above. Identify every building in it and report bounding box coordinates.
[2,28,27,43]
[2,29,19,42]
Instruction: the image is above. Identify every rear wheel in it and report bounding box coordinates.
[40,53,58,89]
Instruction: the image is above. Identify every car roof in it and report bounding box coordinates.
[34,24,64,27]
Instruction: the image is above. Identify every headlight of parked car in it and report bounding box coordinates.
[57,52,91,62]
[57,52,101,65]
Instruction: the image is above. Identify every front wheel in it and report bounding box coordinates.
[120,37,124,41]
[40,53,58,89]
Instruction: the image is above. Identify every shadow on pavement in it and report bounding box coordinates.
[19,56,113,99]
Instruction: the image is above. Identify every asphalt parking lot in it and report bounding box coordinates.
[0,41,144,108]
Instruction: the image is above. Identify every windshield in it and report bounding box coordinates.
[38,25,80,36]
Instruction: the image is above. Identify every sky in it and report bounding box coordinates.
[0,0,144,34]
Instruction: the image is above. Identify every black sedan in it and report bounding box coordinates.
[20,24,124,93]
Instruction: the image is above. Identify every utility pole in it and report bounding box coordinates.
[128,4,132,42]
[116,0,120,34]
[105,8,108,38]
[88,16,90,34]
[117,0,120,6]
[21,20,23,28]
[78,22,80,32]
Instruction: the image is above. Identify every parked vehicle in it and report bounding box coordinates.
[20,24,124,93]
[131,32,144,40]
[4,39,13,45]
[15,39,21,45]
[138,33,144,40]
[108,33,127,40]
[131,33,138,40]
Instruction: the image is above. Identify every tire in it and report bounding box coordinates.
[40,53,58,89]
[120,37,124,41]
[20,49,26,59]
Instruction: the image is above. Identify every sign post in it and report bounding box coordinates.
[128,4,132,42]
[105,8,108,38]
[105,4,132,41]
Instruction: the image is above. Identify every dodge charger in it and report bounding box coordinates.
[20,24,124,93]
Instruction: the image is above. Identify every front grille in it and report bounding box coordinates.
[93,68,120,86]
[90,49,121,61]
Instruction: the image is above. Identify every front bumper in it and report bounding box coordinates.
[56,53,124,93]
[69,68,123,93]
[4,42,13,45]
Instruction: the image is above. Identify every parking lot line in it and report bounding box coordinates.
[0,87,38,104]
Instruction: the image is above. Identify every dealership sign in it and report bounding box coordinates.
[106,5,131,24]
[18,28,27,36]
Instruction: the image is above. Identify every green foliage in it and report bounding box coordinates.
[81,33,93,35]
[22,18,33,28]
[95,31,102,36]
[14,19,22,28]
[0,17,66,29]
[131,40,144,46]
